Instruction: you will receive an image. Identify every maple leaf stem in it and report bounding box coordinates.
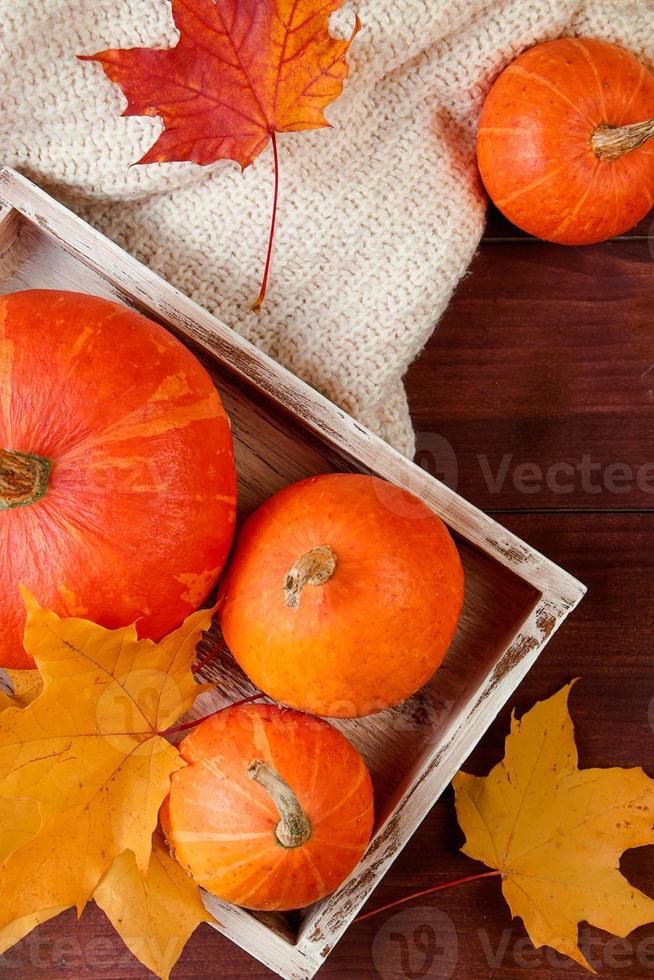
[160,691,266,738]
[353,870,502,924]
[192,645,226,675]
[252,131,279,311]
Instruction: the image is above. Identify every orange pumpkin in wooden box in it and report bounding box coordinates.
[0,289,237,667]
[220,473,464,717]
[161,702,374,910]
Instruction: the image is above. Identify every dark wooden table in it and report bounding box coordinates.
[2,210,653,979]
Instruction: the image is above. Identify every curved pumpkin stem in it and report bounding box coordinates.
[247,759,312,848]
[0,449,51,511]
[591,117,654,161]
[284,545,337,609]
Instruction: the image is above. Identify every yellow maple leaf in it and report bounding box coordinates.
[93,830,214,980]
[0,591,213,930]
[454,682,654,972]
[0,797,41,865]
[0,671,43,863]
[0,908,66,957]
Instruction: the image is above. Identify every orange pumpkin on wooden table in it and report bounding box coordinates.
[219,473,464,717]
[0,289,236,668]
[161,702,374,910]
[477,38,654,244]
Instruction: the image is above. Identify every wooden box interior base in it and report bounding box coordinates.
[0,176,585,980]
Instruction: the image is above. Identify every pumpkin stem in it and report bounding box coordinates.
[0,449,52,511]
[247,759,312,848]
[591,117,654,161]
[284,545,337,609]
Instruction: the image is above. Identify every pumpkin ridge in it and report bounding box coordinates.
[311,834,370,849]
[0,306,14,445]
[621,153,654,207]
[549,158,602,239]
[618,61,646,124]
[477,126,534,137]
[566,37,608,118]
[189,744,275,820]
[42,497,125,555]
[169,830,269,843]
[68,392,223,451]
[623,151,654,206]
[195,845,274,883]
[494,154,585,210]
[506,63,596,125]
[315,766,370,823]
[250,708,277,774]
[231,850,287,908]
[298,845,327,896]
[609,164,621,238]
[306,730,325,798]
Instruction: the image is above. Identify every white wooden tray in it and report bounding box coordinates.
[0,167,585,980]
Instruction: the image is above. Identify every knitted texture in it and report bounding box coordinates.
[1,0,651,454]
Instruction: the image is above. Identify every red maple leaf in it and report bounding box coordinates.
[81,0,359,308]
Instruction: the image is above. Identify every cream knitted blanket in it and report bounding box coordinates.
[1,0,651,454]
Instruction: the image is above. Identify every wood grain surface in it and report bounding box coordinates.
[1,208,653,980]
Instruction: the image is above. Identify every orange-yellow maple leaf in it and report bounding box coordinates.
[0,671,47,866]
[80,0,359,307]
[0,908,66,959]
[0,832,214,979]
[454,682,654,972]
[93,830,215,980]
[0,591,213,930]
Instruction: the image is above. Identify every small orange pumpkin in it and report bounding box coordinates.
[477,38,654,244]
[219,473,464,717]
[0,290,237,668]
[161,703,374,910]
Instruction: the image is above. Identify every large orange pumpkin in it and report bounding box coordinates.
[477,38,654,244]
[219,473,464,717]
[161,702,374,910]
[0,290,236,668]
